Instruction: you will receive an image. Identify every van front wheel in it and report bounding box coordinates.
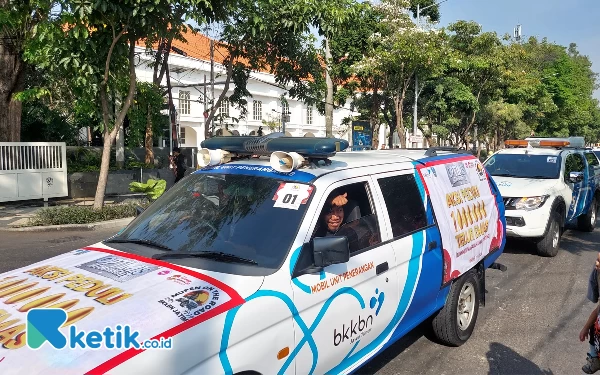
[431,270,480,347]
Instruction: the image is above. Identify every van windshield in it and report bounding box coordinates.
[110,173,311,270]
[484,153,561,179]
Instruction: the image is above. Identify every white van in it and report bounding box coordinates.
[0,136,506,375]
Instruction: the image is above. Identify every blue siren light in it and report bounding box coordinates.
[200,133,350,158]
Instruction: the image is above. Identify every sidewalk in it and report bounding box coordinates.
[0,196,140,231]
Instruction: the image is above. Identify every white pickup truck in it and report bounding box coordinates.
[484,137,600,257]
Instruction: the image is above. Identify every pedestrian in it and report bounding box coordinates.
[172,147,187,183]
[580,252,600,374]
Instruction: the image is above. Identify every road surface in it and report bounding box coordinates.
[0,227,596,374]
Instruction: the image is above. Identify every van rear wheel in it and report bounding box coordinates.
[431,270,480,347]
[578,197,597,232]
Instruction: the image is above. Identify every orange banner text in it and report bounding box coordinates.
[310,262,375,294]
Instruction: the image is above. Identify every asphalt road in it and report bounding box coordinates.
[0,227,597,374]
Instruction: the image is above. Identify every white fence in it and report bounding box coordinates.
[0,142,68,203]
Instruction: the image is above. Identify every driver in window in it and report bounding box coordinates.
[313,191,362,237]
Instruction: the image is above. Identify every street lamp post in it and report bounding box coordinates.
[272,109,282,132]
[413,0,449,148]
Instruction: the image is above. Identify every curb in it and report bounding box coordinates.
[0,217,135,232]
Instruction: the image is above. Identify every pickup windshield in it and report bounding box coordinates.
[110,173,311,270]
[484,153,561,179]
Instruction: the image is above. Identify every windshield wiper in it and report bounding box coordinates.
[152,251,258,265]
[529,175,552,179]
[105,238,175,252]
[493,173,517,177]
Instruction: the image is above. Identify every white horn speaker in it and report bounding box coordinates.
[270,151,305,173]
[198,148,231,168]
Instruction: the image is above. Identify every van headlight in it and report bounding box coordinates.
[514,196,549,211]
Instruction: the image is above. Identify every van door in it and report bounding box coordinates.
[370,169,443,339]
[564,152,588,221]
[288,176,399,375]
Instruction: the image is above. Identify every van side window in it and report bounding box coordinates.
[377,174,428,238]
[585,152,599,167]
[565,153,585,181]
[312,182,381,255]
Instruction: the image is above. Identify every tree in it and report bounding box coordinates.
[353,0,446,147]
[0,0,58,142]
[127,81,169,155]
[445,21,503,147]
[329,2,383,142]
[26,0,227,208]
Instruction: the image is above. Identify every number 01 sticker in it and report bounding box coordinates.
[273,183,314,210]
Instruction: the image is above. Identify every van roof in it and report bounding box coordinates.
[217,148,470,178]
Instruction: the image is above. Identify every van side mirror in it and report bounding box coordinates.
[135,205,145,216]
[568,171,584,184]
[312,236,350,268]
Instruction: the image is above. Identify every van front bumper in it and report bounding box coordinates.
[504,206,552,238]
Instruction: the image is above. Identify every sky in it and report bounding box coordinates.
[436,0,600,100]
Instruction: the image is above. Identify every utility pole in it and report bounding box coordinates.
[165,62,176,155]
[210,38,215,137]
[325,37,334,137]
[413,0,449,149]
[281,96,286,134]
[203,74,208,139]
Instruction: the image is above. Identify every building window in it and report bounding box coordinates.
[179,127,186,145]
[219,98,229,117]
[306,106,313,125]
[179,91,190,115]
[282,102,290,115]
[253,100,262,121]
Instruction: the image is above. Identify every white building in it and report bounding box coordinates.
[135,32,358,149]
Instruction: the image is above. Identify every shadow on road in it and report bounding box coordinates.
[487,342,553,375]
[501,238,537,256]
[355,321,433,374]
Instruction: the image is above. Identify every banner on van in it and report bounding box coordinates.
[418,157,502,284]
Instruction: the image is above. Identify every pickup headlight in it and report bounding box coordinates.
[514,196,549,211]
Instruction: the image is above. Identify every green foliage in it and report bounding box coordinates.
[340,6,600,149]
[129,179,167,200]
[127,82,169,147]
[28,204,137,226]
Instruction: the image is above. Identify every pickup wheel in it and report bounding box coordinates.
[431,270,480,347]
[536,212,561,257]
[578,197,597,232]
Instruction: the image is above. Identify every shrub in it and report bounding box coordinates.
[129,179,166,200]
[28,204,137,226]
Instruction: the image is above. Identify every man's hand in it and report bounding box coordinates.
[332,193,348,207]
[581,327,590,342]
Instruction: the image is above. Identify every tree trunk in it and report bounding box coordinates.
[145,105,154,165]
[393,96,406,148]
[94,35,137,209]
[0,42,25,142]
[116,119,125,169]
[324,37,334,137]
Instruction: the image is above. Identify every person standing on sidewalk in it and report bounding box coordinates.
[172,148,187,183]
[580,252,600,374]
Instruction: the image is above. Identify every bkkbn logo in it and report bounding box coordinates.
[333,314,373,346]
[26,308,172,350]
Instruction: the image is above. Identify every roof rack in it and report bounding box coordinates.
[424,147,473,157]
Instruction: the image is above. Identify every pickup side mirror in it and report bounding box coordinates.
[135,205,145,216]
[568,171,584,184]
[312,236,350,268]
